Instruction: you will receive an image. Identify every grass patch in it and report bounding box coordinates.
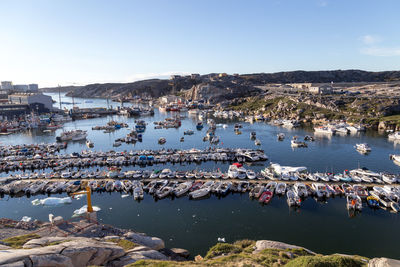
[204,243,243,259]
[380,114,400,122]
[285,255,366,267]
[127,260,186,267]
[107,238,137,251]
[0,233,40,249]
[233,239,255,249]
[45,240,71,247]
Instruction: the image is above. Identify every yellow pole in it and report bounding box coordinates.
[86,186,93,212]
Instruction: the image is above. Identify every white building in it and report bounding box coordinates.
[13,84,29,92]
[160,95,182,104]
[8,93,53,110]
[1,81,13,91]
[28,84,39,92]
[309,84,333,94]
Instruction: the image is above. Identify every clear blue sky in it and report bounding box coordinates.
[0,0,399,87]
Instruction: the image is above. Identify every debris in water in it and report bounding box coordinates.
[72,205,101,217]
[31,197,72,206]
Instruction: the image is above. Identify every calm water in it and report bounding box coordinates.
[0,93,399,258]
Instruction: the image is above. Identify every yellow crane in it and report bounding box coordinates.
[70,186,93,213]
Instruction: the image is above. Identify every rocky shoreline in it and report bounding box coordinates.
[1,217,399,266]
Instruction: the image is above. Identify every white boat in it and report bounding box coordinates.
[275,182,286,195]
[287,190,301,207]
[388,131,400,140]
[56,130,87,142]
[250,185,265,198]
[133,186,144,200]
[159,169,172,179]
[312,183,330,198]
[86,140,94,148]
[189,188,210,199]
[174,181,192,197]
[349,168,381,179]
[291,139,307,148]
[294,183,308,198]
[389,154,400,165]
[237,167,247,179]
[246,170,256,180]
[355,143,371,153]
[113,141,122,147]
[346,194,362,211]
[270,163,307,176]
[314,126,335,134]
[156,186,173,199]
[254,139,261,146]
[216,182,232,195]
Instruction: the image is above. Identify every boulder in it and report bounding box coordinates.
[0,244,11,250]
[2,261,25,267]
[60,239,124,267]
[30,254,73,267]
[108,249,168,267]
[0,237,125,267]
[170,248,190,259]
[124,232,165,250]
[23,237,68,249]
[253,240,315,255]
[369,257,400,267]
[61,245,97,267]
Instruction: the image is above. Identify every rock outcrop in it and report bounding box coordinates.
[368,257,400,267]
[124,231,165,250]
[0,237,125,267]
[253,240,315,254]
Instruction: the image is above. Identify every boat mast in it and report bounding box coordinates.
[58,85,62,110]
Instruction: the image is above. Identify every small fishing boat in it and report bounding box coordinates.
[158,137,166,144]
[286,190,301,207]
[391,202,400,213]
[113,141,121,147]
[180,137,184,142]
[184,130,194,135]
[355,143,371,153]
[86,140,94,148]
[275,182,286,195]
[291,139,307,148]
[277,133,285,141]
[250,185,265,198]
[254,139,261,146]
[367,195,380,209]
[346,194,362,211]
[259,190,273,204]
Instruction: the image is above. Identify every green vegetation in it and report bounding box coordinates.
[107,238,138,251]
[45,239,71,247]
[285,255,367,267]
[126,240,369,267]
[0,233,40,249]
[204,243,243,259]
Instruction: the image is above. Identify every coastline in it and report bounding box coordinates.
[0,216,398,266]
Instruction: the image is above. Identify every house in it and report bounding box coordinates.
[309,84,333,94]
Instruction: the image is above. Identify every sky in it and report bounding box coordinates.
[0,0,399,87]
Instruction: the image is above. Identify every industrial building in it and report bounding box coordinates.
[0,81,13,91]
[8,93,53,111]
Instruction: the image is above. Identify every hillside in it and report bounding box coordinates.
[41,70,400,99]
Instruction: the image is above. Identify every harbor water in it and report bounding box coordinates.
[0,93,399,258]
